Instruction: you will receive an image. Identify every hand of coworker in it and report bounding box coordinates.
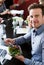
[0,9,12,15]
[4,38,15,45]
[5,9,11,15]
[26,15,32,28]
[7,9,15,16]
[15,54,25,62]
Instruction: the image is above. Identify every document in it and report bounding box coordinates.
[0,45,12,65]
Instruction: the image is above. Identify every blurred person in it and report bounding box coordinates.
[0,0,14,38]
[4,3,44,65]
[4,0,13,9]
[9,0,39,20]
[26,15,32,29]
[0,0,12,19]
[10,0,24,9]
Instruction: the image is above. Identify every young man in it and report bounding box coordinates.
[5,3,44,65]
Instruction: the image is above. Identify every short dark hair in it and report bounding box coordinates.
[28,3,44,15]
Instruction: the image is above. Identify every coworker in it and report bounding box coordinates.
[26,15,32,29]
[4,0,13,9]
[0,0,14,38]
[10,0,24,9]
[0,0,12,19]
[4,3,44,65]
[10,0,38,20]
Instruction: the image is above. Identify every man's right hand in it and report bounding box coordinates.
[4,38,15,45]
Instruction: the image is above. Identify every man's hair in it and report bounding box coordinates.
[28,3,44,15]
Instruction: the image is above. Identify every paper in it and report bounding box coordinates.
[10,10,24,15]
[16,26,29,34]
[0,45,12,61]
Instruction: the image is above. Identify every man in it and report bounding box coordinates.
[4,0,13,9]
[4,3,44,65]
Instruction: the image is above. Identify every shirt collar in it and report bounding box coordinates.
[33,24,44,35]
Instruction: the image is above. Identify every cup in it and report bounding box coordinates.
[19,20,23,28]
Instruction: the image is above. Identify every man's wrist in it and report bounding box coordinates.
[24,58,31,65]
[12,39,16,45]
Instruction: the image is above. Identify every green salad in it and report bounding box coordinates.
[8,46,20,57]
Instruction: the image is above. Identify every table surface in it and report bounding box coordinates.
[0,24,30,65]
[14,26,29,34]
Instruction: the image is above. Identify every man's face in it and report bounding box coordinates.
[29,8,44,28]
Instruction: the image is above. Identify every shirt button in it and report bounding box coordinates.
[33,42,34,44]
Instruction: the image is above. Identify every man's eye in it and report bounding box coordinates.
[35,15,39,17]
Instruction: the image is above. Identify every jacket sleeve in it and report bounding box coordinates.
[24,58,42,65]
[15,32,31,45]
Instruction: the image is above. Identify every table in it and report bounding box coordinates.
[16,26,29,34]
[0,24,31,65]
[13,26,29,37]
[0,45,12,65]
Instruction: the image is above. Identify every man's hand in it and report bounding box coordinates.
[0,9,12,15]
[15,54,25,62]
[4,38,15,45]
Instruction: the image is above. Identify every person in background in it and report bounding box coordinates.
[4,0,13,9]
[10,0,39,20]
[0,0,12,19]
[0,0,14,38]
[9,0,24,9]
[26,15,33,29]
[4,3,44,65]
